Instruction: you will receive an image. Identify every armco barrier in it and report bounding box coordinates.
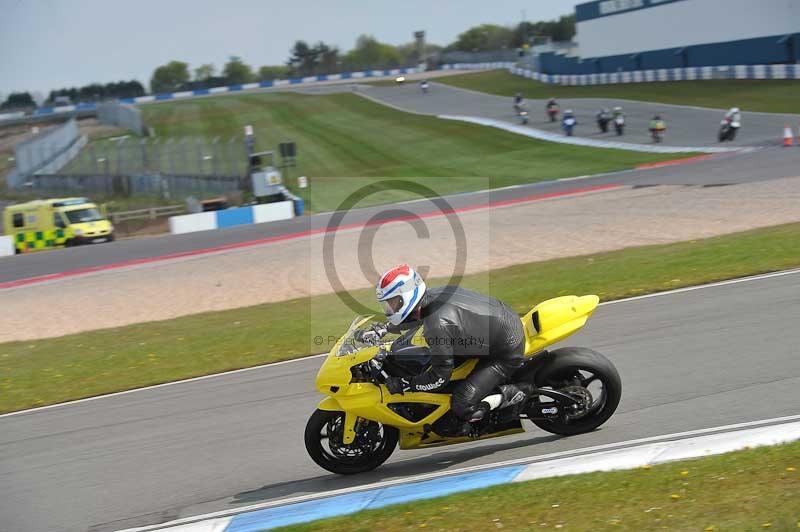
[441,61,516,71]
[507,63,800,86]
[169,201,294,235]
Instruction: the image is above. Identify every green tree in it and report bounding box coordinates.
[223,56,255,84]
[448,24,514,52]
[194,63,216,81]
[287,40,318,76]
[258,65,290,80]
[511,15,576,47]
[1,92,35,110]
[150,60,190,93]
[342,35,401,70]
[315,42,340,74]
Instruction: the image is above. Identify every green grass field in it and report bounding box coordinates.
[1,222,798,414]
[279,441,800,531]
[436,70,800,114]
[130,92,687,211]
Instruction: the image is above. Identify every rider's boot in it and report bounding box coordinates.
[481,383,534,412]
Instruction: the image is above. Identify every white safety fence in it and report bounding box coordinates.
[509,64,800,85]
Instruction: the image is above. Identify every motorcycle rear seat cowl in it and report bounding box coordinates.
[522,295,600,357]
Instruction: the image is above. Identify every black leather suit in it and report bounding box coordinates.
[389,286,525,420]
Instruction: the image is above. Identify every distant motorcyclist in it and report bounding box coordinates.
[517,101,529,124]
[596,108,612,133]
[371,265,530,427]
[420,80,430,94]
[546,97,559,122]
[562,109,577,136]
[724,107,741,124]
[513,92,524,115]
[649,115,666,142]
[612,106,625,136]
[719,107,741,141]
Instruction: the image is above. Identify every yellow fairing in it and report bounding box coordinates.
[522,295,599,356]
[314,295,598,446]
[315,356,476,444]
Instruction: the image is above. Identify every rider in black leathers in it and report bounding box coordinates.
[383,284,529,423]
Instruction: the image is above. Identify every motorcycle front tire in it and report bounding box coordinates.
[305,409,399,475]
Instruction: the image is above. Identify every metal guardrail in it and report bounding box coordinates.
[108,205,185,224]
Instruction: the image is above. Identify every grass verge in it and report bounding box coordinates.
[1,222,798,414]
[128,92,685,212]
[436,70,800,114]
[278,441,800,531]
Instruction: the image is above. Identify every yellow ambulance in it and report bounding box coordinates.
[3,197,114,253]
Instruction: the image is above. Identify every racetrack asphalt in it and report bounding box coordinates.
[2,145,800,286]
[347,81,800,150]
[1,270,799,532]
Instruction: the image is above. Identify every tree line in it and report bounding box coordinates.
[47,80,146,104]
[149,15,573,93]
[3,15,575,110]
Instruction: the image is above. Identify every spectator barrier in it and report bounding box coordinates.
[6,119,86,187]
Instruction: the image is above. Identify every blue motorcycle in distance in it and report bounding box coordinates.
[562,111,577,136]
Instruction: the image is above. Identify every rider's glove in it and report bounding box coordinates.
[354,329,379,344]
[354,323,388,345]
[385,376,411,395]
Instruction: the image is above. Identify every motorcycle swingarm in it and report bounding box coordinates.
[529,387,580,406]
[524,388,582,420]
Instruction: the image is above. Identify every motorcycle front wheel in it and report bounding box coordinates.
[527,347,621,436]
[304,409,398,475]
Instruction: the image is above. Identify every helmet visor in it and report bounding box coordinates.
[380,295,403,317]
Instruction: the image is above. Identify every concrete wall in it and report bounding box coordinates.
[0,235,14,257]
[168,201,295,235]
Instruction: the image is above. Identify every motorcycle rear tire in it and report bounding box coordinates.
[528,347,621,436]
[305,409,399,475]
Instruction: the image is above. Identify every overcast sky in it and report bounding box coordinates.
[0,0,581,96]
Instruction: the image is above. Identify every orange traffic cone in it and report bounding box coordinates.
[783,125,794,147]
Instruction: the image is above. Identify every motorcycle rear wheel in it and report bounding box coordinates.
[527,347,621,436]
[305,409,398,475]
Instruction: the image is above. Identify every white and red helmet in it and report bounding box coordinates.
[376,264,426,326]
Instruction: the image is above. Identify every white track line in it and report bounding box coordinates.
[598,267,800,305]
[2,267,798,419]
[119,414,800,532]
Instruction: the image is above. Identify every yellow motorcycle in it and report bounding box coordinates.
[305,295,621,474]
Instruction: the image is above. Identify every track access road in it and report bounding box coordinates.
[1,270,799,532]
